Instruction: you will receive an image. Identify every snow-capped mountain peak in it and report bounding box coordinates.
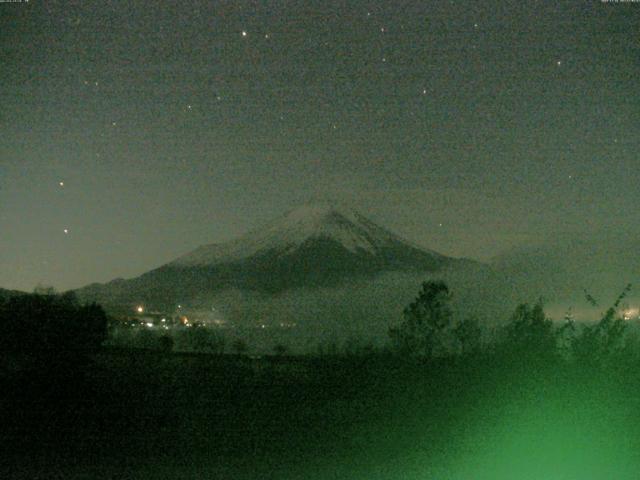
[76,204,460,306]
[170,203,438,267]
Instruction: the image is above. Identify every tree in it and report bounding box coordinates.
[571,285,631,367]
[556,308,577,359]
[501,300,557,362]
[0,291,108,373]
[33,284,56,296]
[454,316,483,356]
[389,280,452,357]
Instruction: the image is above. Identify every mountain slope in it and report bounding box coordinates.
[170,203,447,267]
[77,204,467,308]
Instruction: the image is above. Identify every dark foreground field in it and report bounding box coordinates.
[3,349,640,479]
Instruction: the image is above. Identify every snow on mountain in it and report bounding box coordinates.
[76,203,463,307]
[170,202,445,267]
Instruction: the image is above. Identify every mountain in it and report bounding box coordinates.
[170,203,453,270]
[77,203,469,309]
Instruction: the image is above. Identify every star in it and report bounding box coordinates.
[265,34,270,39]
[63,228,69,234]
[112,121,117,126]
[187,104,192,110]
[556,60,562,66]
[59,181,64,187]
[422,89,427,95]
[242,30,247,37]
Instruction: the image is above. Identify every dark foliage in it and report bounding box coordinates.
[453,316,483,356]
[499,301,557,361]
[158,335,174,352]
[178,326,226,354]
[389,280,636,373]
[0,291,107,371]
[0,291,109,463]
[389,280,452,356]
[4,281,640,479]
[231,338,248,355]
[570,285,631,367]
[273,343,288,356]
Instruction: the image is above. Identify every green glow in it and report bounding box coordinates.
[403,373,640,480]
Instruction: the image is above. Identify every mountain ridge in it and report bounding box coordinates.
[170,203,447,267]
[76,204,470,308]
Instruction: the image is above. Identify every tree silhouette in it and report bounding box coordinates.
[556,309,577,359]
[571,285,631,367]
[454,316,482,356]
[501,301,557,363]
[389,280,452,357]
[0,291,108,374]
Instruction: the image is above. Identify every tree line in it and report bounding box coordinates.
[0,289,108,376]
[389,280,634,368]
[0,282,636,367]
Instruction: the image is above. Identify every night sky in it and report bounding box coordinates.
[1,0,639,291]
